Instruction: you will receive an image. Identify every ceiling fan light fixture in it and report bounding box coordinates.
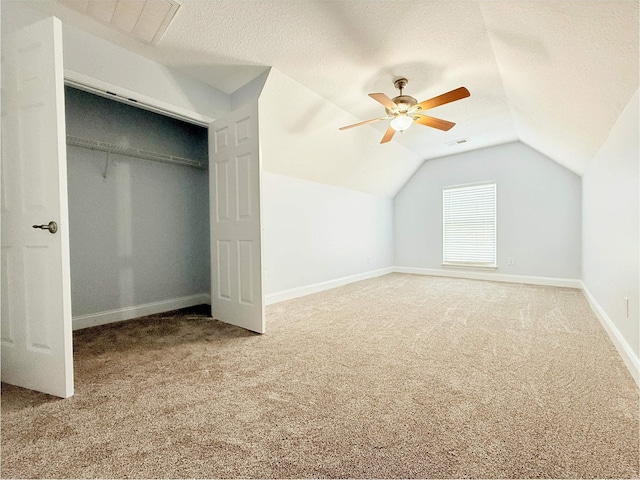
[390,114,413,132]
[338,78,470,144]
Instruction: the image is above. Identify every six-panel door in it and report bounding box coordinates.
[209,102,264,334]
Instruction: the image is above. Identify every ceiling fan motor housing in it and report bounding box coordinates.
[386,95,417,115]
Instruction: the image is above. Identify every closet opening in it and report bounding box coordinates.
[64,86,211,330]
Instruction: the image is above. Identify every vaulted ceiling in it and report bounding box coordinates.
[19,0,640,178]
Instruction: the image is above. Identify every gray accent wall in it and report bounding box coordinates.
[65,87,210,317]
[394,141,582,279]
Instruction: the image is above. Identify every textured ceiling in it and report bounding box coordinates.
[20,0,640,178]
[480,0,639,174]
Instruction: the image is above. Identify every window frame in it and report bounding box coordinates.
[441,181,497,268]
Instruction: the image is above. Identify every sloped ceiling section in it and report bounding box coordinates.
[14,0,640,189]
[259,69,424,197]
[158,0,520,162]
[480,0,639,175]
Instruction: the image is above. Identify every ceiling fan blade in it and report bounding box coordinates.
[380,125,395,144]
[339,116,389,130]
[413,114,456,131]
[369,93,398,111]
[413,87,470,112]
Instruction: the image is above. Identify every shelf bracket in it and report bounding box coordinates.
[103,151,111,179]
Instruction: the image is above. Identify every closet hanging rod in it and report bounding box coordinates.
[66,135,206,170]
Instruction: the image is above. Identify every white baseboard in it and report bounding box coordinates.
[581,283,640,388]
[265,267,394,305]
[72,293,211,331]
[265,266,580,305]
[394,266,582,289]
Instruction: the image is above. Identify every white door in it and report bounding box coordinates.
[209,102,265,333]
[1,17,74,398]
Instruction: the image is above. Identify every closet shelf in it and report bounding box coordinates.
[66,135,206,170]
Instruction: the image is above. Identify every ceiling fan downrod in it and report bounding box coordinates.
[394,77,408,96]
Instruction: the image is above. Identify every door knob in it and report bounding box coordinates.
[32,221,58,234]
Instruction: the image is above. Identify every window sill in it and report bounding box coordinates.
[441,263,498,270]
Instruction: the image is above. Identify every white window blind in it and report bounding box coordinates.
[442,182,496,266]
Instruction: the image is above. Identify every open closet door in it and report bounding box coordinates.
[1,17,74,398]
[209,102,265,334]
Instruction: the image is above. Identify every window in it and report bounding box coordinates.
[442,182,496,266]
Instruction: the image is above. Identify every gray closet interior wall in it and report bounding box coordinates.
[65,87,210,317]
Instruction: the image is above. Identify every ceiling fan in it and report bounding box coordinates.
[339,78,470,144]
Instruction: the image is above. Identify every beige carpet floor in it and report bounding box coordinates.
[1,273,639,479]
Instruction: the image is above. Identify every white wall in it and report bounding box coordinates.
[257,69,406,298]
[2,0,230,121]
[582,89,639,373]
[61,24,230,120]
[66,88,210,319]
[231,70,269,111]
[394,142,582,280]
[262,173,393,296]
